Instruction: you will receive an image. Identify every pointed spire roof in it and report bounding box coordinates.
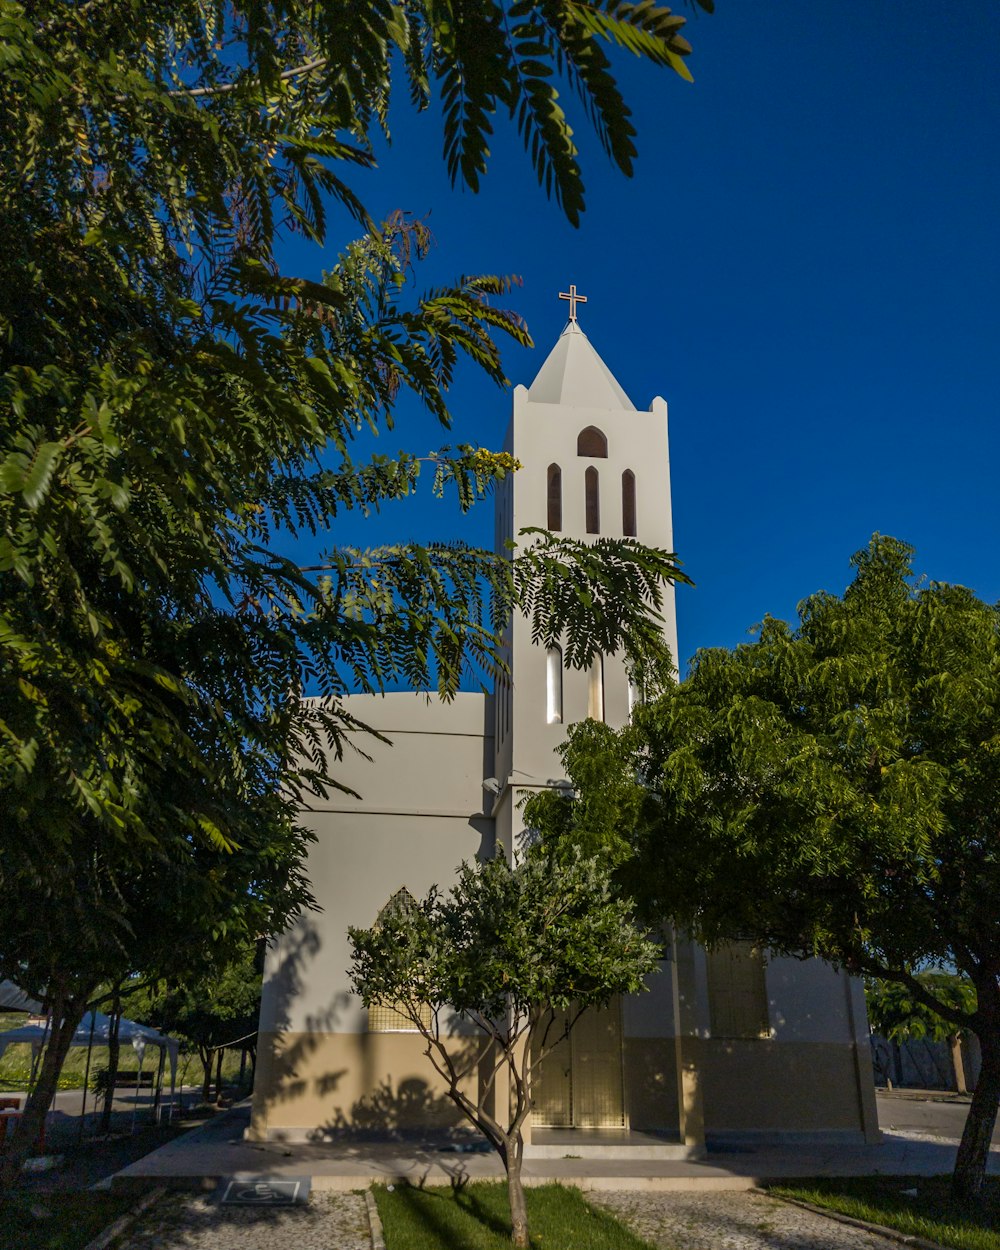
[527,322,635,411]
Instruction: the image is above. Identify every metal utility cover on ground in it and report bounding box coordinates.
[220,1177,311,1205]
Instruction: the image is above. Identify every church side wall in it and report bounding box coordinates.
[698,958,880,1143]
[251,693,495,1141]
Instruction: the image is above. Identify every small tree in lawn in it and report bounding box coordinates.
[349,850,658,1249]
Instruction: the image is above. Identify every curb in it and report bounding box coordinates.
[82,1185,166,1250]
[365,1188,386,1250]
[756,1188,951,1250]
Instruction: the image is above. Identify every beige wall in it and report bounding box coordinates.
[251,1030,488,1142]
[624,1038,680,1131]
[253,693,496,1137]
[698,1038,870,1136]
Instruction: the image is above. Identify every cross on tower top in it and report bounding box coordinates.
[558,283,587,323]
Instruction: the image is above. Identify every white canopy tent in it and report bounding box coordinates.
[0,1011,180,1130]
[0,980,42,1014]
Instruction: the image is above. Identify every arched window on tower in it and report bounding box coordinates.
[577,426,608,458]
[622,470,637,537]
[545,647,563,724]
[587,655,605,722]
[585,466,600,534]
[547,463,562,531]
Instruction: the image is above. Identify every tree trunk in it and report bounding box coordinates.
[505,1140,530,1248]
[199,1047,213,1102]
[953,1029,1000,1201]
[214,1048,224,1103]
[950,1035,968,1095]
[100,989,122,1134]
[0,993,83,1192]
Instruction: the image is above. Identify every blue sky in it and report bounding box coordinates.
[281,3,1000,676]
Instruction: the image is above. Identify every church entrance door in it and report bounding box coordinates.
[530,998,625,1128]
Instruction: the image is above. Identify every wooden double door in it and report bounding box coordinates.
[531,998,625,1128]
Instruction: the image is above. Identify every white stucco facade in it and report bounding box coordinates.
[250,319,879,1148]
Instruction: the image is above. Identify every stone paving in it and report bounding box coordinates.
[124,1190,371,1250]
[116,1186,909,1250]
[590,1190,903,1250]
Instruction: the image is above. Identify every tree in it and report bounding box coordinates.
[531,536,1000,1201]
[866,973,977,1093]
[130,940,263,1104]
[349,850,658,1248]
[1,0,702,1183]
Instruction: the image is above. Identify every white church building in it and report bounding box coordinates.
[250,303,880,1151]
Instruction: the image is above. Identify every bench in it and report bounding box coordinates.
[111,1071,155,1088]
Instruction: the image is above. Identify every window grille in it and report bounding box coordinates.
[706,942,770,1039]
[368,1000,433,1033]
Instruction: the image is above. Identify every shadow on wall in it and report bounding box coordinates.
[311,1035,490,1142]
[314,1074,464,1142]
[255,921,490,1142]
[253,917,351,1123]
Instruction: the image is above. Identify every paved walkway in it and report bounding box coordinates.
[593,1190,903,1250]
[125,1190,371,1250]
[112,1101,1000,1194]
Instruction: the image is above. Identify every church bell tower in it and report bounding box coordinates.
[490,290,679,857]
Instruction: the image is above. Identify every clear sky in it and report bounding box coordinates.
[280,3,1000,677]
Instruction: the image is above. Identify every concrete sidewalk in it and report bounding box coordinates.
[111,1103,1000,1194]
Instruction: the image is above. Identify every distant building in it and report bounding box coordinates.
[250,309,880,1151]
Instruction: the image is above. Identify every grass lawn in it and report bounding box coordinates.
[374,1181,656,1250]
[0,1188,138,1250]
[771,1176,1000,1250]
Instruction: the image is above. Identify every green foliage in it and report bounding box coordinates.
[350,849,658,1243]
[350,850,657,1024]
[1,4,694,1010]
[866,974,977,1044]
[543,534,1000,1197]
[130,940,262,1059]
[374,1182,657,1250]
[0,0,700,1183]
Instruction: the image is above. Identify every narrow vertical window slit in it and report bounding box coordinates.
[587,655,604,722]
[547,463,562,531]
[622,470,636,537]
[546,648,563,724]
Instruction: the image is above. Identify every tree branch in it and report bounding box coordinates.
[168,57,329,100]
[864,959,974,1032]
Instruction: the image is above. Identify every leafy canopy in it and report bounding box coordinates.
[0,0,700,1181]
[865,974,977,1045]
[533,535,1000,1199]
[1,0,698,912]
[349,849,658,1245]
